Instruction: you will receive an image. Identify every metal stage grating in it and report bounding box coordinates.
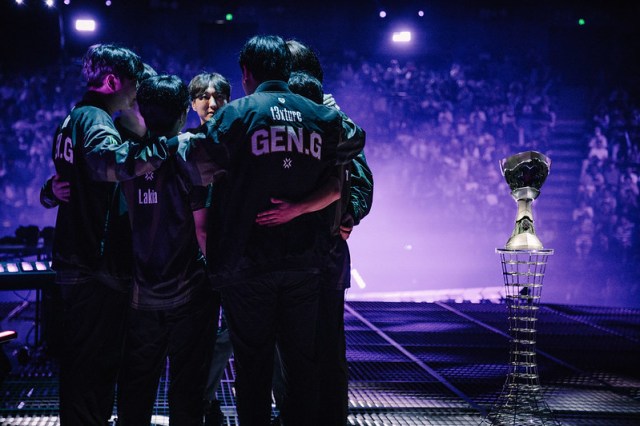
[1,301,639,425]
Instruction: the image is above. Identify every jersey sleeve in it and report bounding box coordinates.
[323,95,372,223]
[348,151,374,225]
[81,109,172,182]
[324,94,365,165]
[39,176,59,209]
[336,110,366,165]
[172,109,235,187]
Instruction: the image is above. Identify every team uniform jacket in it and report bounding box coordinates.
[177,80,365,287]
[121,148,208,310]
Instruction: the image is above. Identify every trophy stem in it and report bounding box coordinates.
[481,249,561,426]
[515,198,534,223]
[506,197,543,250]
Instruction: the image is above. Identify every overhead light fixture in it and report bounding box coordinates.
[75,19,96,32]
[392,31,412,43]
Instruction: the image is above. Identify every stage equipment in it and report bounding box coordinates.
[0,261,55,347]
[0,261,54,290]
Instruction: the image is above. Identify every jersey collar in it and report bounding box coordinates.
[254,80,290,94]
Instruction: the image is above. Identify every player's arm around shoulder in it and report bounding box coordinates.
[171,105,238,187]
[81,107,172,182]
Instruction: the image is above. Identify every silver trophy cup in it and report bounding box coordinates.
[500,151,551,250]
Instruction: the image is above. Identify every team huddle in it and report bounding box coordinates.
[41,35,373,426]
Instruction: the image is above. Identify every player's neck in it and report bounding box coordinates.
[119,113,146,138]
[86,87,119,116]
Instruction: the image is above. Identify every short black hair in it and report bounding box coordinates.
[137,75,189,136]
[286,39,324,83]
[82,43,144,87]
[239,35,291,83]
[288,71,323,104]
[188,72,231,101]
[140,63,158,82]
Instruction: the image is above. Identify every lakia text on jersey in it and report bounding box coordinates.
[138,188,158,205]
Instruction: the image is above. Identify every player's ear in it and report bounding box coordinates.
[241,65,250,82]
[241,65,257,95]
[104,74,120,92]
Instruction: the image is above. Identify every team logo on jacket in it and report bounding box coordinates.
[283,158,292,169]
[251,106,322,161]
[251,126,322,161]
[144,172,154,181]
[54,115,73,164]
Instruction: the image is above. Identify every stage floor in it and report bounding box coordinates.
[0,300,639,425]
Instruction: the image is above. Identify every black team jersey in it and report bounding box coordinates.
[121,153,208,310]
[179,80,365,286]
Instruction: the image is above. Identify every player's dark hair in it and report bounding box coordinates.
[188,72,231,101]
[82,43,144,88]
[140,63,158,82]
[288,71,323,104]
[286,40,324,83]
[137,75,189,136]
[239,35,291,83]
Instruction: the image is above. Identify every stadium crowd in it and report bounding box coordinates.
[573,89,640,264]
[0,45,638,300]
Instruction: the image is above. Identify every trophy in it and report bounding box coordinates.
[482,150,560,425]
[500,151,551,250]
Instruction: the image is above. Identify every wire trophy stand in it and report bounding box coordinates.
[483,249,560,425]
[482,151,561,425]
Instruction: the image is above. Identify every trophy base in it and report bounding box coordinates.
[506,232,543,250]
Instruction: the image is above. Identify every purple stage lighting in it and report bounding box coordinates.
[75,19,96,32]
[379,10,387,18]
[45,0,54,7]
[15,0,24,5]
